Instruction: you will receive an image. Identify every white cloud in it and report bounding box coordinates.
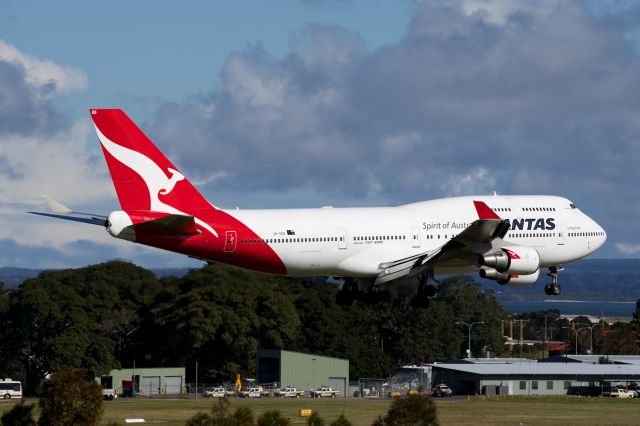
[441,168,496,197]
[614,243,640,257]
[0,39,87,96]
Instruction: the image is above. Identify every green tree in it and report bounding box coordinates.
[437,276,510,358]
[38,367,104,426]
[373,394,438,426]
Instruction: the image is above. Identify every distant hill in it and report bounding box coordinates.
[0,267,42,289]
[1,259,638,301]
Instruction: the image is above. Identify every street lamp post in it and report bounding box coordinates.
[563,323,589,355]
[456,321,485,358]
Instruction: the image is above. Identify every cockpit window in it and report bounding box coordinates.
[569,203,576,209]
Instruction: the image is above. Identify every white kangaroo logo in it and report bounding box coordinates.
[95,125,218,237]
[159,168,184,195]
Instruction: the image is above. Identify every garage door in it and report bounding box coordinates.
[328,377,346,398]
[165,376,182,395]
[142,376,160,396]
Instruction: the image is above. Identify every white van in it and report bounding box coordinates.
[0,379,22,399]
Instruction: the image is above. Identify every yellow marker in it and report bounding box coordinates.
[299,409,313,417]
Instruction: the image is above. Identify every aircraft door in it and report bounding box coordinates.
[338,228,347,249]
[411,226,421,248]
[556,224,565,245]
[224,230,237,252]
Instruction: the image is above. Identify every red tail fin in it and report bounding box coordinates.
[90,109,212,213]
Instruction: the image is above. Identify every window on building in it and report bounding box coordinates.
[564,381,570,390]
[532,381,538,390]
[547,381,553,390]
[519,381,526,390]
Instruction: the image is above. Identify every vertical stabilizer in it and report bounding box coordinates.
[90,109,213,214]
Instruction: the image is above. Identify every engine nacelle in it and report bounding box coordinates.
[479,246,540,275]
[480,268,540,287]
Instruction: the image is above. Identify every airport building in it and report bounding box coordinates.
[257,349,349,397]
[97,367,186,397]
[431,360,640,396]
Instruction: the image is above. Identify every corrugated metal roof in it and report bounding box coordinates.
[541,355,640,365]
[430,363,640,376]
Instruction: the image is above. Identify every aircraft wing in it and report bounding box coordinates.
[28,196,107,226]
[374,201,510,285]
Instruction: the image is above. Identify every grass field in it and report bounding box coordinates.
[1,396,639,425]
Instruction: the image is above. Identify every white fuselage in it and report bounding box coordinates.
[226,195,606,278]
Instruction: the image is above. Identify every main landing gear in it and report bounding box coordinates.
[336,278,391,306]
[410,272,438,309]
[543,266,561,296]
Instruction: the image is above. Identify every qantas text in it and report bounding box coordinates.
[508,218,555,231]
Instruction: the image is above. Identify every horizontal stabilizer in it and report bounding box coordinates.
[29,211,108,226]
[28,196,107,226]
[130,214,199,236]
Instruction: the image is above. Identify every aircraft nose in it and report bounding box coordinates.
[593,218,607,249]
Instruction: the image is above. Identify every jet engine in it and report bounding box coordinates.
[478,246,540,275]
[479,268,540,286]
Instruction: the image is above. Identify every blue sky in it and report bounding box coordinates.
[1,0,640,269]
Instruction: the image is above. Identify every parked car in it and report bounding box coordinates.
[204,387,226,398]
[102,388,117,401]
[310,386,339,398]
[431,384,453,397]
[274,386,305,398]
[627,389,638,398]
[240,386,266,398]
[603,388,631,398]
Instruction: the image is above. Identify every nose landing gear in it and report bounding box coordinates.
[543,266,561,296]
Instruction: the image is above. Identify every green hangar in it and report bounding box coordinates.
[257,349,349,397]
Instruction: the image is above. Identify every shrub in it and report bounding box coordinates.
[256,410,290,426]
[373,394,438,426]
[38,367,104,426]
[185,398,254,426]
[330,414,353,426]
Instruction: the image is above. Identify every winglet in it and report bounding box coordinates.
[473,201,501,220]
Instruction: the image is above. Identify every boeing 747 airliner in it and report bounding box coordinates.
[31,109,607,307]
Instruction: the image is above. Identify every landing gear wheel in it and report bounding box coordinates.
[545,266,561,296]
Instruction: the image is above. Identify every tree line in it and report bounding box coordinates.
[0,261,637,395]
